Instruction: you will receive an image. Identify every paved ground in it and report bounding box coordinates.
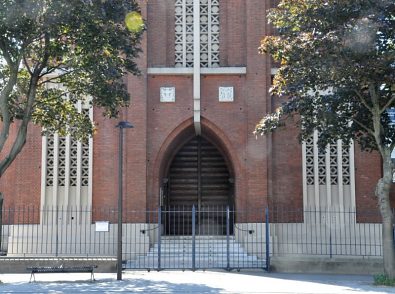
[0,270,394,293]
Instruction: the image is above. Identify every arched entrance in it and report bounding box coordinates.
[161,136,234,235]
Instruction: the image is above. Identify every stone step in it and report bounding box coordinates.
[145,252,256,258]
[126,236,265,269]
[159,236,234,240]
[149,249,245,254]
[126,260,266,269]
[150,246,243,252]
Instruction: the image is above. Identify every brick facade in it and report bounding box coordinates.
[0,0,393,219]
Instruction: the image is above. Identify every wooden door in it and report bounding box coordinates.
[165,136,232,235]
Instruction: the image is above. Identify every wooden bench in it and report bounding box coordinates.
[27,265,98,282]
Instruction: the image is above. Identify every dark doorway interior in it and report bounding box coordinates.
[162,136,234,235]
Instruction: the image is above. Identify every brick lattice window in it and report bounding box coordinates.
[57,137,67,186]
[305,136,314,185]
[45,106,92,188]
[81,108,90,187]
[175,0,220,68]
[200,0,220,67]
[305,134,350,186]
[45,134,55,186]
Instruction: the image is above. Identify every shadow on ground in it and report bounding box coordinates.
[0,277,222,293]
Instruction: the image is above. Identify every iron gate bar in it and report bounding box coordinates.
[226,206,230,271]
[157,207,161,271]
[265,207,270,271]
[192,206,196,271]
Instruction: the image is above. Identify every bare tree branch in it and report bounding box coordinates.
[381,96,395,114]
[353,89,373,113]
[352,117,375,137]
[38,69,75,86]
[22,55,33,75]
[0,39,14,67]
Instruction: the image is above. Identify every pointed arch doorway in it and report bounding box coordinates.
[161,136,234,235]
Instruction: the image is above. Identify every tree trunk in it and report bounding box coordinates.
[376,153,395,278]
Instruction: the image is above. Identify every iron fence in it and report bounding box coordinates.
[269,207,383,258]
[0,205,388,271]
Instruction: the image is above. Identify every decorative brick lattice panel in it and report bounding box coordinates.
[175,0,194,67]
[200,0,220,67]
[305,136,314,185]
[45,107,91,188]
[318,150,326,185]
[57,137,67,186]
[329,144,338,185]
[81,108,90,187]
[46,135,55,186]
[305,135,350,186]
[175,0,220,68]
[69,137,78,186]
[342,147,350,185]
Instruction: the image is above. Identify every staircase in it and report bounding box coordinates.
[126,235,266,270]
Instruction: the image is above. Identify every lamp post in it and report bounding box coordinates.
[115,121,133,281]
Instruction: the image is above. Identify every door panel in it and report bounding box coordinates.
[165,136,232,235]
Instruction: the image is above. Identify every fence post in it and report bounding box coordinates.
[157,206,162,271]
[329,209,333,259]
[226,206,230,271]
[55,206,59,257]
[265,207,270,271]
[192,205,196,271]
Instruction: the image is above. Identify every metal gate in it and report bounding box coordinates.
[124,206,270,271]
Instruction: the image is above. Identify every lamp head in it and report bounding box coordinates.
[115,121,134,129]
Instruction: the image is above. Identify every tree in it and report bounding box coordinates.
[255,0,395,277]
[0,1,144,184]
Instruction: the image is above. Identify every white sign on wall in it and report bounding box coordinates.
[95,221,109,232]
[219,86,234,102]
[160,87,176,102]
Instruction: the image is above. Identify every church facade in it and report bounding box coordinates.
[0,1,393,266]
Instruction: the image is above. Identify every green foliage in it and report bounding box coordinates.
[255,0,395,152]
[0,0,144,140]
[256,0,395,277]
[374,274,395,286]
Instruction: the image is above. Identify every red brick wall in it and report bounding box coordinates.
[1,0,393,225]
[147,0,175,67]
[92,0,148,221]
[0,124,42,208]
[354,149,381,211]
[219,0,246,67]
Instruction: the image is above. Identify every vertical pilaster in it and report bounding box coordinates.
[349,141,356,209]
[337,140,344,210]
[313,130,320,208]
[64,135,71,206]
[193,0,201,135]
[52,133,59,207]
[325,144,331,208]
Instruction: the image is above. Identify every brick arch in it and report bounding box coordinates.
[148,117,243,210]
